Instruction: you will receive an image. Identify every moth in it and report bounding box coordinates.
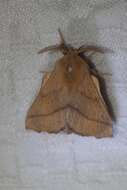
[26,29,113,138]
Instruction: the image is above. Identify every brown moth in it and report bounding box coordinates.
[26,29,113,138]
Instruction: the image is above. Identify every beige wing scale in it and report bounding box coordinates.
[67,74,112,137]
[26,69,112,137]
[26,71,66,133]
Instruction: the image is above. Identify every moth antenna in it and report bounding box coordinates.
[38,29,66,54]
[78,45,113,54]
[38,44,62,54]
[58,28,66,45]
[38,29,68,54]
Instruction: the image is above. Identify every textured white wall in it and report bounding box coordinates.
[0,0,127,189]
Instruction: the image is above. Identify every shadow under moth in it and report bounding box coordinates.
[26,29,113,138]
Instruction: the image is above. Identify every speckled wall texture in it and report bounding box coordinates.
[0,0,127,190]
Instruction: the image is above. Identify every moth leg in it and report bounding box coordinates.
[91,75,101,96]
[39,70,51,74]
[41,72,52,88]
[91,75,107,106]
[86,51,96,58]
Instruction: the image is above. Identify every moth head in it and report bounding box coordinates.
[38,29,113,57]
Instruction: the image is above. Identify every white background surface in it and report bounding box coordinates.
[0,0,127,189]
